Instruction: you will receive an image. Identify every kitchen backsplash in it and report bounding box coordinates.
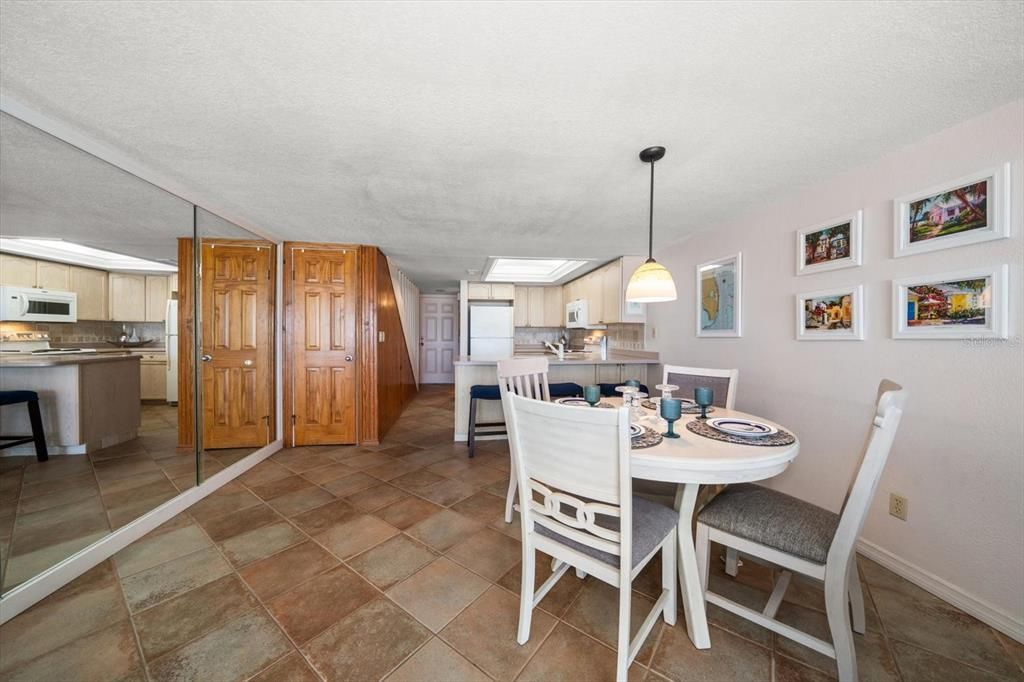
[514,323,646,351]
[0,321,166,346]
[514,327,564,347]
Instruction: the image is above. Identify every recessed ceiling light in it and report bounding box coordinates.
[482,257,588,284]
[0,237,177,272]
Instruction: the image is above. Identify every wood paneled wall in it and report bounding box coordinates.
[372,248,418,438]
[177,238,196,448]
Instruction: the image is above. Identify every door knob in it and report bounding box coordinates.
[201,354,213,362]
[243,359,254,367]
[345,355,353,362]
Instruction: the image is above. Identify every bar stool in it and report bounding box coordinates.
[599,382,649,397]
[0,390,49,461]
[467,381,582,458]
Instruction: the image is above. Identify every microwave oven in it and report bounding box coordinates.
[565,299,588,328]
[0,286,78,323]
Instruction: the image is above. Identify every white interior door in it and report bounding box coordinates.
[420,295,458,383]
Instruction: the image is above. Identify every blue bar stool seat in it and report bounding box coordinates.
[0,390,49,461]
[467,382,582,457]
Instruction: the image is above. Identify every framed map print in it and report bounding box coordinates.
[696,252,742,338]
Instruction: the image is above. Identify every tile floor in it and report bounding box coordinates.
[2,386,1022,681]
[0,405,251,592]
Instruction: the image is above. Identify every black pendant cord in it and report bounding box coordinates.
[647,159,655,262]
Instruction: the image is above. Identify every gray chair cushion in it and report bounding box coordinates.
[697,484,839,564]
[666,372,731,408]
[534,495,678,567]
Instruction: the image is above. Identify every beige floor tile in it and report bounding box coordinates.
[300,461,356,485]
[440,585,556,681]
[374,495,445,530]
[274,450,340,473]
[650,623,770,681]
[322,471,380,497]
[267,564,378,643]
[250,474,317,500]
[447,527,521,581]
[315,514,400,559]
[398,447,456,470]
[365,459,422,482]
[196,503,281,542]
[249,651,322,682]
[391,469,447,492]
[238,459,294,487]
[121,546,233,612]
[133,574,260,659]
[562,580,664,665]
[267,486,337,517]
[188,484,263,524]
[388,557,490,632]
[406,509,484,551]
[289,498,359,535]
[3,529,110,590]
[891,640,1011,682]
[114,522,211,578]
[451,490,507,524]
[349,534,438,589]
[385,638,490,682]
[344,451,397,470]
[1,619,145,682]
[302,598,431,681]
[219,520,306,567]
[345,483,409,512]
[497,551,587,618]
[453,465,507,488]
[518,622,623,682]
[419,478,479,507]
[238,540,339,601]
[147,610,291,682]
[17,478,98,514]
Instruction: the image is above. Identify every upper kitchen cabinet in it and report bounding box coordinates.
[35,260,70,290]
[467,282,514,300]
[69,266,108,320]
[560,257,646,325]
[513,286,564,328]
[145,275,170,321]
[0,254,40,287]
[109,273,147,321]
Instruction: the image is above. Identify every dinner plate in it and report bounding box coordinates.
[555,397,591,407]
[707,417,778,438]
[629,424,644,437]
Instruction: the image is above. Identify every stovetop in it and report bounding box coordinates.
[0,332,98,355]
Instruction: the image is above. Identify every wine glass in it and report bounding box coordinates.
[660,398,682,438]
[655,383,679,400]
[694,387,714,420]
[583,384,601,407]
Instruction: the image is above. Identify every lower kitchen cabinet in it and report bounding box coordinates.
[139,353,168,401]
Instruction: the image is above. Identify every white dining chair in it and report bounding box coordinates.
[661,364,739,409]
[495,357,584,523]
[501,390,677,682]
[694,380,907,682]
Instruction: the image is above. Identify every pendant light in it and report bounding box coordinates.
[625,146,677,303]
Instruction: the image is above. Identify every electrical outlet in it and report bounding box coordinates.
[889,493,908,521]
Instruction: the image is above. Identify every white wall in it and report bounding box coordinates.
[646,100,1024,635]
[388,257,421,385]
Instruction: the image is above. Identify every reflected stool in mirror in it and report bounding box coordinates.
[0,390,48,462]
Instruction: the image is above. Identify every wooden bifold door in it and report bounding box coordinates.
[288,246,358,445]
[201,242,274,449]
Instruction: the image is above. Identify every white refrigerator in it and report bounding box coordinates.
[469,304,515,360]
[165,299,179,404]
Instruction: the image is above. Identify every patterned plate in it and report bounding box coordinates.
[707,417,778,438]
[555,397,591,407]
[642,399,713,415]
[629,423,644,437]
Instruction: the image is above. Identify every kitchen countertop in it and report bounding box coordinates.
[0,353,141,368]
[455,352,659,366]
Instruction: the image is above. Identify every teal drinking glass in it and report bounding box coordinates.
[583,384,601,407]
[660,398,682,438]
[694,387,713,420]
[624,379,641,388]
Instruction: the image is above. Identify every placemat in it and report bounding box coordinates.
[642,400,714,415]
[686,419,795,446]
[631,426,663,449]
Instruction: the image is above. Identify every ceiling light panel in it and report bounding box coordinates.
[483,258,588,283]
[0,237,177,272]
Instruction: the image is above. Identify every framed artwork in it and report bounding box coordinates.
[796,210,863,275]
[696,252,742,337]
[894,163,1010,257]
[892,265,1009,339]
[796,285,864,341]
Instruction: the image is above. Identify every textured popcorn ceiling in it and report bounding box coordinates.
[0,1,1021,288]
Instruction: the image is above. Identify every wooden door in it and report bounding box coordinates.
[420,295,458,383]
[201,243,273,449]
[291,247,358,445]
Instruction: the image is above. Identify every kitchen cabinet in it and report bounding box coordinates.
[36,261,70,290]
[169,273,179,293]
[514,286,564,328]
[600,260,622,324]
[139,352,168,401]
[0,254,49,288]
[561,257,647,326]
[526,287,545,327]
[467,282,514,300]
[69,266,108,320]
[543,286,563,327]
[513,286,529,326]
[145,276,169,322]
[109,273,147,321]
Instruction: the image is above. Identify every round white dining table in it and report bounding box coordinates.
[608,398,800,650]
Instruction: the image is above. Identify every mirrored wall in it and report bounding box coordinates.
[0,112,276,596]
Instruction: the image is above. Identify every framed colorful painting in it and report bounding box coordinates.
[894,163,1010,258]
[796,210,863,275]
[696,252,742,338]
[796,285,864,341]
[892,265,1008,339]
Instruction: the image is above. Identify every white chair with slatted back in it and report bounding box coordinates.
[661,364,739,409]
[695,380,907,682]
[502,390,678,682]
[496,357,551,524]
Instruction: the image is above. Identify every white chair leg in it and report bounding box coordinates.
[826,567,858,682]
[662,531,677,625]
[575,568,587,579]
[725,547,739,577]
[848,557,866,635]
[615,579,631,682]
[517,543,536,645]
[695,523,710,593]
[504,473,517,523]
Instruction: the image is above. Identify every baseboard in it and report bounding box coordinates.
[0,439,283,624]
[857,539,1023,643]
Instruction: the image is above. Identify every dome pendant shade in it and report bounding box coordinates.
[625,259,677,303]
[626,146,677,303]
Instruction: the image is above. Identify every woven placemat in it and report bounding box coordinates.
[685,419,795,446]
[631,426,663,449]
[642,400,714,415]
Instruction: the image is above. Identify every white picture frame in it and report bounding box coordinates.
[892,265,1009,339]
[893,163,1011,258]
[696,252,742,338]
[796,210,863,275]
[796,285,865,341]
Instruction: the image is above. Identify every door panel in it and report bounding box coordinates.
[420,295,458,383]
[292,248,358,445]
[201,243,273,449]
